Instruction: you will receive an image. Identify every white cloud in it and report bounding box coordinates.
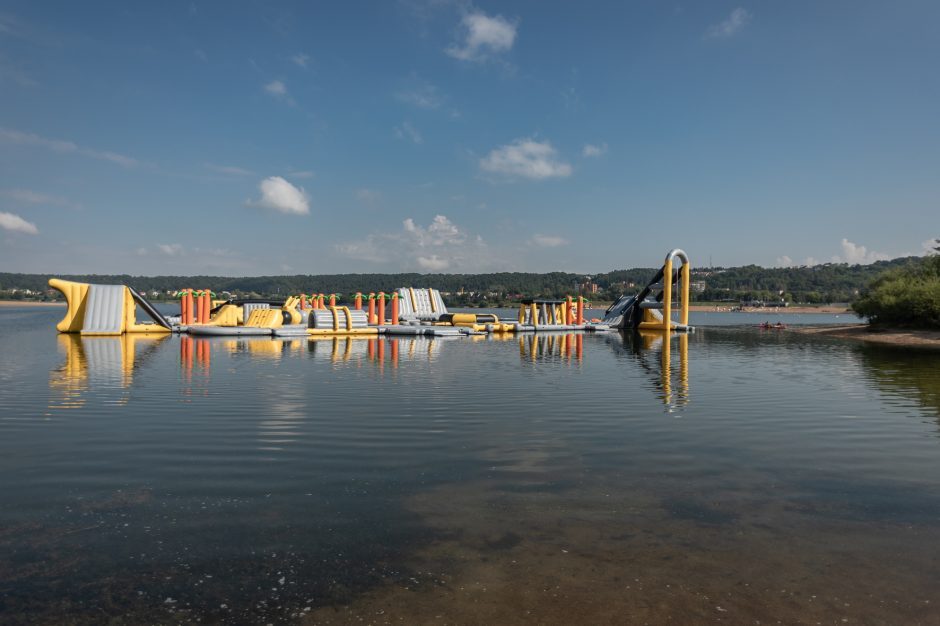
[1,188,80,209]
[355,188,380,203]
[417,255,450,271]
[706,8,751,39]
[480,138,572,180]
[0,127,137,167]
[779,239,893,267]
[531,234,568,248]
[836,238,890,264]
[396,77,442,109]
[0,211,38,235]
[264,80,287,97]
[446,11,517,62]
[248,176,310,215]
[157,243,184,256]
[336,214,487,271]
[922,238,939,255]
[206,163,254,176]
[291,53,310,68]
[582,143,608,158]
[394,121,423,144]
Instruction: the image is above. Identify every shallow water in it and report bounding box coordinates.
[1,307,938,624]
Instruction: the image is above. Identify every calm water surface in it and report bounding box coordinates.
[1,307,939,624]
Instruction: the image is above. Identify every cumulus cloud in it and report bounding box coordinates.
[778,239,893,267]
[355,188,380,203]
[157,243,184,256]
[291,53,310,68]
[264,80,287,95]
[480,138,572,180]
[248,176,310,215]
[835,238,890,264]
[0,211,38,235]
[396,76,443,109]
[531,234,568,248]
[336,214,487,271]
[394,121,423,144]
[582,143,608,158]
[446,11,517,62]
[416,255,450,271]
[0,127,137,167]
[921,238,939,255]
[706,8,751,39]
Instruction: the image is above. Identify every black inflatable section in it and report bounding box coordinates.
[128,287,173,330]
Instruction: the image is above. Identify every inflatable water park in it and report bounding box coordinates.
[47,250,695,339]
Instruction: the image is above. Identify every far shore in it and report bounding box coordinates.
[0,300,65,307]
[689,304,852,314]
[794,324,940,350]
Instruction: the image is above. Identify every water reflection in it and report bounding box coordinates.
[608,330,690,409]
[856,347,940,422]
[49,333,169,410]
[518,333,583,364]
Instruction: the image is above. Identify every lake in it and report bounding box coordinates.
[1,306,938,624]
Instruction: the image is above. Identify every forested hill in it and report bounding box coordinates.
[0,256,922,304]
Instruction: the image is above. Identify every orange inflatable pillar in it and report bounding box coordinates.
[179,290,189,325]
[183,289,194,326]
[317,294,325,310]
[329,294,336,308]
[377,292,386,326]
[577,297,585,325]
[300,295,307,310]
[368,293,376,325]
[354,292,363,310]
[390,293,399,325]
[566,296,574,325]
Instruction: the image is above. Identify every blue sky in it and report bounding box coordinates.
[1,1,938,276]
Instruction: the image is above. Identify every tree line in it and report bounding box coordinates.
[0,256,923,306]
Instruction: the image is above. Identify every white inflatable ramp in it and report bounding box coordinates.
[397,287,447,321]
[81,285,126,336]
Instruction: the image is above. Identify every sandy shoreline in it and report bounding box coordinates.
[794,324,940,349]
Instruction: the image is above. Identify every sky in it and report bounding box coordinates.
[1,1,938,276]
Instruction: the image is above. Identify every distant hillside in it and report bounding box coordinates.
[0,257,922,305]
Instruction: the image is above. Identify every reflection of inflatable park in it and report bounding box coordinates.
[48,333,169,409]
[47,250,695,342]
[606,330,690,409]
[177,334,455,374]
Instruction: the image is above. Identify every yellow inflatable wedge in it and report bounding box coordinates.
[49,279,172,335]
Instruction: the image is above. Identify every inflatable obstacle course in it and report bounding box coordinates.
[49,279,172,335]
[48,248,693,339]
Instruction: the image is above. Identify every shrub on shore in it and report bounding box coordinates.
[852,252,940,329]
